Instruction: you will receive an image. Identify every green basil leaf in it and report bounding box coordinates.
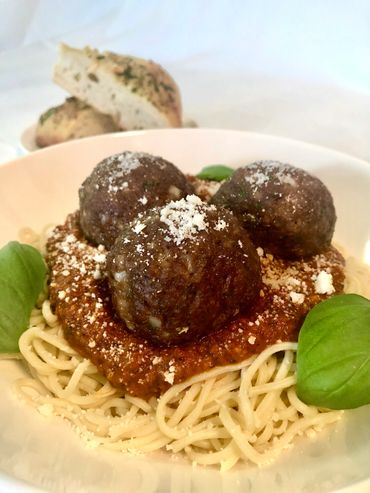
[196,165,234,182]
[0,241,47,353]
[297,294,370,409]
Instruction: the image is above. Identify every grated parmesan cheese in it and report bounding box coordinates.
[138,196,148,205]
[58,290,66,300]
[164,360,176,384]
[248,335,256,345]
[132,221,146,234]
[214,219,227,231]
[38,403,54,417]
[313,271,335,294]
[289,291,305,304]
[160,195,216,245]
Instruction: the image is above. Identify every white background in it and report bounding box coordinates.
[0,0,369,162]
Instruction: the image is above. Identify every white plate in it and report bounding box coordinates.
[0,129,369,493]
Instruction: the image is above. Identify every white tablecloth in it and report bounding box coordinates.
[0,0,369,163]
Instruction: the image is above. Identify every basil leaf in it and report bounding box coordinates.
[0,241,47,353]
[196,165,234,182]
[297,294,370,409]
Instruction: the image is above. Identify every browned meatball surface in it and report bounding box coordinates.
[211,161,336,258]
[46,212,345,399]
[107,195,262,345]
[79,151,194,248]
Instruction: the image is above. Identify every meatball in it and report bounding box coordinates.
[107,195,262,345]
[211,161,336,258]
[79,151,194,248]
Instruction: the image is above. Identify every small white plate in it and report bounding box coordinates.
[19,118,198,154]
[0,129,369,493]
[19,124,39,153]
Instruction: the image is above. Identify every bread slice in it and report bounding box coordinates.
[53,44,182,130]
[35,97,120,147]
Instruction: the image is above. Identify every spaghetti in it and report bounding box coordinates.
[11,230,370,470]
[16,312,342,471]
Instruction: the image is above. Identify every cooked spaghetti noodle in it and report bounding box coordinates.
[11,230,370,470]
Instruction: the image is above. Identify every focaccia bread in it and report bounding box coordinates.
[35,97,120,148]
[53,43,182,130]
